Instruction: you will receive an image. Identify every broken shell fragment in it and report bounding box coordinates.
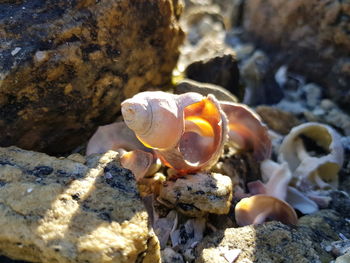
[234,194,298,226]
[122,91,228,173]
[286,187,318,214]
[279,122,344,190]
[220,101,272,161]
[158,172,233,217]
[119,150,154,181]
[86,122,149,155]
[260,160,292,201]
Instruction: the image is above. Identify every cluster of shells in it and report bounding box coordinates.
[86,89,344,251]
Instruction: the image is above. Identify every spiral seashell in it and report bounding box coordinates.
[121,91,227,173]
[121,91,203,150]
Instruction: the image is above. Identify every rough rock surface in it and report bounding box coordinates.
[298,209,350,261]
[0,0,184,154]
[196,209,350,263]
[242,0,350,111]
[195,221,321,263]
[0,147,160,263]
[256,106,300,135]
[158,173,232,217]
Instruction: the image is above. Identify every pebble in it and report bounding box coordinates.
[161,248,185,263]
[11,47,21,56]
[303,83,322,108]
[158,172,232,217]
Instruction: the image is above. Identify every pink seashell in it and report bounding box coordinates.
[121,91,228,174]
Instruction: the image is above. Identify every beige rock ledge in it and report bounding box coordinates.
[0,146,160,263]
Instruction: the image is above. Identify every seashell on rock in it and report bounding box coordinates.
[279,122,344,190]
[122,91,228,173]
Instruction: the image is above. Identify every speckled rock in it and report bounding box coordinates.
[298,209,350,261]
[242,0,350,111]
[256,106,300,135]
[195,222,321,263]
[158,173,232,217]
[0,0,184,154]
[0,147,160,263]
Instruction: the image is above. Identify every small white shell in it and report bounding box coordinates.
[122,91,203,150]
[279,122,344,189]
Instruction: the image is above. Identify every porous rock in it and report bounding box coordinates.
[0,0,184,154]
[242,0,350,111]
[298,209,350,261]
[195,221,321,263]
[158,173,232,217]
[0,147,160,263]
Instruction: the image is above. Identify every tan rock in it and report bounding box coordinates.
[0,147,160,263]
[0,0,184,154]
[256,106,300,135]
[158,173,232,217]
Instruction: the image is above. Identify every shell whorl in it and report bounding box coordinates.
[121,92,188,149]
[121,99,152,135]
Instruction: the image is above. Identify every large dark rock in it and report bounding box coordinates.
[185,54,243,100]
[0,0,184,154]
[241,0,350,112]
